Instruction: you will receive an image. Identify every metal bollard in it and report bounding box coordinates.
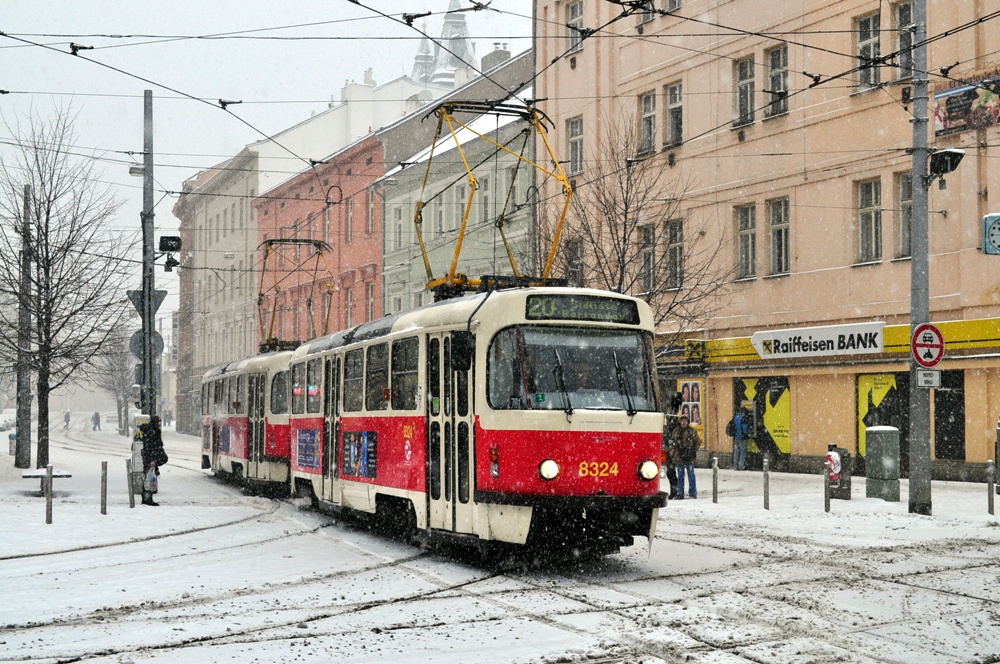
[45,464,53,525]
[824,460,831,513]
[101,461,108,515]
[126,459,135,509]
[988,460,995,516]
[763,457,770,510]
[712,456,718,504]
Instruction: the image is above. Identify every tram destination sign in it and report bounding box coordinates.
[751,322,885,360]
[525,294,640,325]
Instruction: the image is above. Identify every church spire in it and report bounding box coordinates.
[429,0,479,87]
[411,23,434,84]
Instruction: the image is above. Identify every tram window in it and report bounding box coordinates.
[457,422,470,503]
[291,363,306,414]
[391,337,419,410]
[456,369,469,417]
[365,343,389,411]
[271,371,289,414]
[487,328,525,410]
[233,375,244,414]
[343,349,364,412]
[213,380,224,414]
[306,358,322,413]
[428,338,440,416]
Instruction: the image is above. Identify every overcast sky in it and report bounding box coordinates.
[0,1,533,318]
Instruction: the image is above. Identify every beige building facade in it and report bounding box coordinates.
[536,0,1000,477]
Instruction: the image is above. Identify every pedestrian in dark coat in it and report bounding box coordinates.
[670,415,701,499]
[140,416,167,506]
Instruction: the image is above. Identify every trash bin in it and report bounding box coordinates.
[866,426,900,502]
[826,443,851,500]
[8,432,14,456]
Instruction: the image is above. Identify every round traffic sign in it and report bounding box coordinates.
[911,323,944,368]
[130,329,165,359]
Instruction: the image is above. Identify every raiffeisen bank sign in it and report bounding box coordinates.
[751,322,886,360]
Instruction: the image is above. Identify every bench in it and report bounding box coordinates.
[22,468,72,496]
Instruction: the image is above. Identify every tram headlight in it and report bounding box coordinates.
[538,459,560,480]
[638,460,659,481]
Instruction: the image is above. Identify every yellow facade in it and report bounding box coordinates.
[536,0,1000,476]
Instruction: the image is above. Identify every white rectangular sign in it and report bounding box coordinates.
[751,322,885,360]
[916,369,941,389]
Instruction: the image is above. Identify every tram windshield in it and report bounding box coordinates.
[488,326,658,412]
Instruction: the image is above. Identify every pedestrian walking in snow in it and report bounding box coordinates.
[670,415,701,499]
[140,416,168,506]
[91,411,101,431]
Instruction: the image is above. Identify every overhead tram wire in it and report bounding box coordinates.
[0,31,333,197]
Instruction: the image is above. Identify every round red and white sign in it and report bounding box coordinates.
[911,323,944,368]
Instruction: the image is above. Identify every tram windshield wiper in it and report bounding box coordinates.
[613,351,637,417]
[552,349,574,416]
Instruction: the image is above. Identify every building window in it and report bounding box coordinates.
[506,167,519,209]
[567,116,584,175]
[345,288,354,327]
[858,178,882,263]
[735,56,755,126]
[481,176,490,223]
[346,197,354,244]
[857,12,881,90]
[666,82,683,146]
[666,220,684,289]
[736,205,756,279]
[393,207,403,250]
[897,172,912,258]
[454,185,466,230]
[366,282,375,321]
[567,0,584,53]
[637,0,655,25]
[765,45,788,117]
[666,0,681,10]
[895,1,914,79]
[367,189,375,235]
[640,91,656,154]
[768,197,790,275]
[566,238,584,286]
[640,225,655,292]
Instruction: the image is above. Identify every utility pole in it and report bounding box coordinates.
[15,184,32,469]
[908,0,931,515]
[141,89,157,417]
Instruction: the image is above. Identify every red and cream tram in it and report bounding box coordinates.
[285,286,666,556]
[200,350,294,492]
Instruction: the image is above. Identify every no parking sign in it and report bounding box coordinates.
[911,323,944,368]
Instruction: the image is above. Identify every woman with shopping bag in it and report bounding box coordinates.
[140,416,167,506]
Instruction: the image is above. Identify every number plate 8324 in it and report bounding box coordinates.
[578,461,619,477]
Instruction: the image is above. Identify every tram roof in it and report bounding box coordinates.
[290,286,650,361]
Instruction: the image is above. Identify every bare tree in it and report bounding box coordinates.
[535,114,734,335]
[0,107,135,466]
[88,326,138,436]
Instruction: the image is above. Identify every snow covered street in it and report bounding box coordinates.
[2,420,1000,663]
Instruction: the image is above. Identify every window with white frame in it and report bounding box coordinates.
[454,185,466,230]
[566,238,584,286]
[393,206,403,250]
[346,197,354,244]
[666,82,683,145]
[638,0,655,25]
[481,176,491,223]
[736,205,756,279]
[367,189,375,235]
[567,116,584,174]
[666,219,684,289]
[895,2,914,79]
[640,91,656,153]
[735,56,755,126]
[345,288,354,327]
[666,0,681,10]
[640,225,655,292]
[366,282,375,322]
[857,12,881,90]
[567,1,584,53]
[765,45,788,117]
[896,172,912,258]
[858,178,882,262]
[768,197,790,274]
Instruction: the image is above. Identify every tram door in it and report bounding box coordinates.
[322,357,340,502]
[427,333,475,534]
[247,373,266,479]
